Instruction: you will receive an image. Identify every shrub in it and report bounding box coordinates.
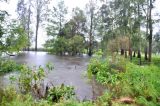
[0,59,20,73]
[47,84,75,103]
[18,63,54,93]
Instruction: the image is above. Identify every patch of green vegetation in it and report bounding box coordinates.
[0,87,92,106]
[47,84,75,102]
[0,58,21,73]
[0,87,51,106]
[87,56,160,105]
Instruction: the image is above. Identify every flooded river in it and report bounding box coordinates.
[0,52,105,100]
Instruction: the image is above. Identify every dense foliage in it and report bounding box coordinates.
[0,58,21,73]
[45,5,87,55]
[45,35,85,55]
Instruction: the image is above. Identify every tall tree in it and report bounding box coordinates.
[86,0,98,56]
[17,0,33,51]
[33,0,49,51]
[46,0,67,37]
[44,7,86,55]
[72,7,87,36]
[99,0,147,59]
[62,7,87,38]
[148,0,154,62]
[26,2,32,51]
[0,11,8,52]
[17,0,27,30]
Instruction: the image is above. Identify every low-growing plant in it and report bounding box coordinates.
[47,84,75,103]
[0,87,51,106]
[18,63,53,92]
[54,99,93,106]
[9,63,54,95]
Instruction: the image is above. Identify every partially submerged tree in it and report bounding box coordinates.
[44,7,86,55]
[86,0,98,56]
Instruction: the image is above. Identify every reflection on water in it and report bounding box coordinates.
[0,51,105,100]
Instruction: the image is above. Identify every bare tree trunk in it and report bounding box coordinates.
[148,0,153,62]
[88,10,93,56]
[125,50,127,58]
[35,14,40,51]
[145,0,149,61]
[121,49,124,55]
[137,3,141,65]
[129,48,132,61]
[128,37,132,60]
[27,5,31,51]
[133,51,136,57]
[144,47,148,60]
[137,49,141,65]
[59,15,62,36]
[137,49,141,58]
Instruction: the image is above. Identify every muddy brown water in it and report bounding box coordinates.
[0,52,105,101]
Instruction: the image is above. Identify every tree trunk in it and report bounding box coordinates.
[129,48,132,61]
[27,5,31,51]
[133,51,136,57]
[145,0,149,61]
[121,49,124,55]
[59,15,62,36]
[137,49,141,65]
[125,50,127,58]
[137,49,141,58]
[137,3,141,65]
[148,0,153,62]
[128,38,132,60]
[35,14,40,51]
[88,8,94,56]
[144,47,148,60]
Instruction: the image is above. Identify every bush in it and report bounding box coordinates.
[47,84,75,103]
[17,63,54,93]
[0,59,21,73]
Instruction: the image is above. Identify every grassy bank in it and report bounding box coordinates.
[87,55,160,105]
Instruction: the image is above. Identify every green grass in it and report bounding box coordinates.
[130,54,160,69]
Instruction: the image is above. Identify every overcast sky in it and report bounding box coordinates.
[0,0,160,48]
